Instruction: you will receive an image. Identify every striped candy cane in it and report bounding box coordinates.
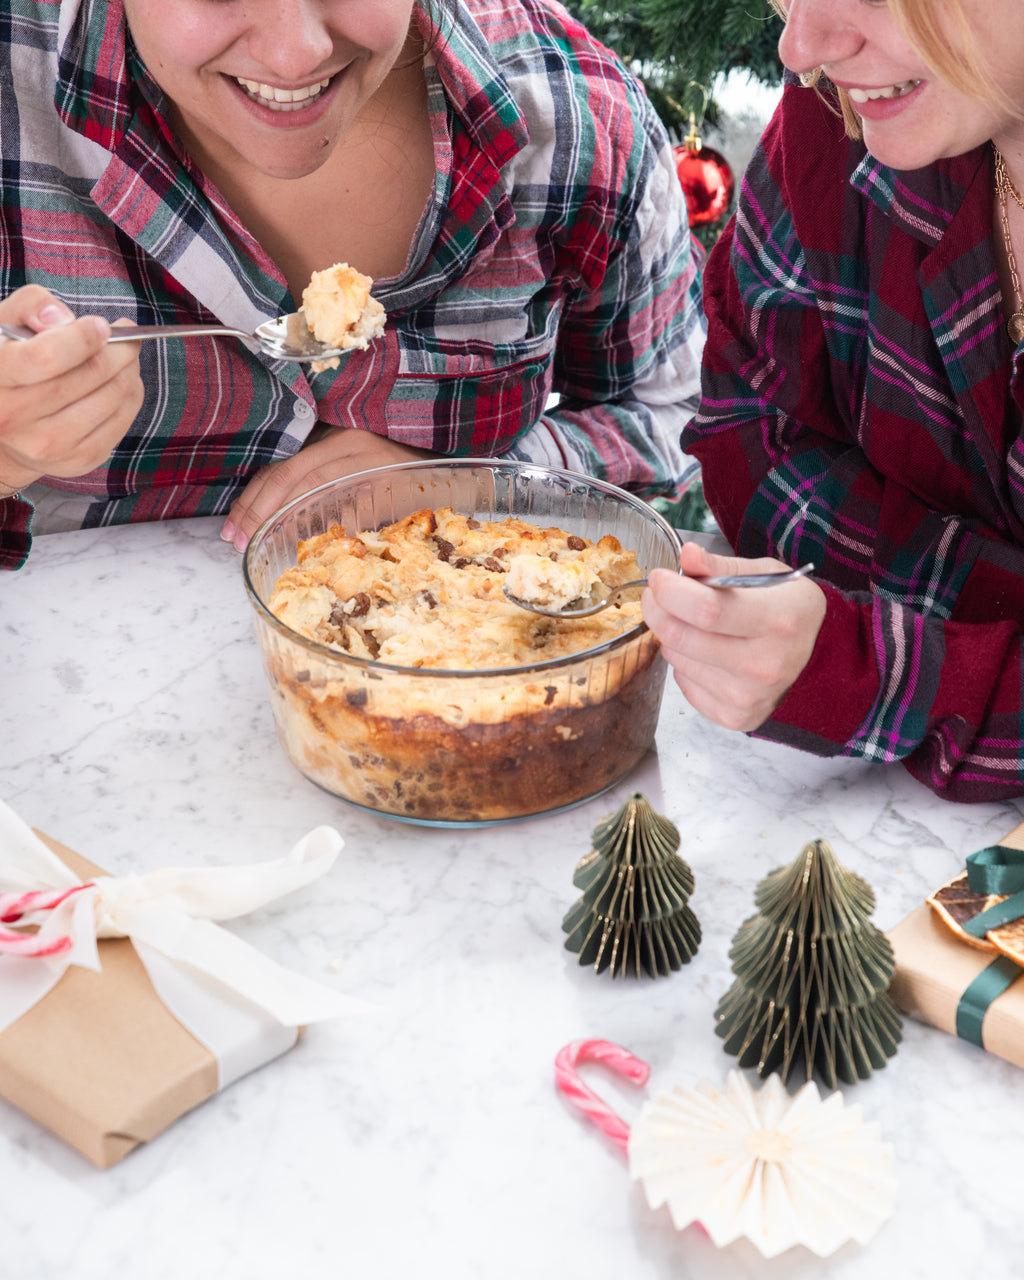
[554,1039,650,1154]
[0,884,89,958]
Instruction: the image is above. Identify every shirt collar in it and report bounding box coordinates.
[413,1,529,167]
[56,0,136,150]
[850,143,991,248]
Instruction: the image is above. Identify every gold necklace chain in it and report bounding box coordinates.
[994,146,1024,346]
[996,148,1024,214]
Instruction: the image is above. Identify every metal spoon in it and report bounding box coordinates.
[0,313,349,364]
[503,563,816,619]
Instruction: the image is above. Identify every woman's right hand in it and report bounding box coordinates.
[642,540,827,733]
[0,286,144,496]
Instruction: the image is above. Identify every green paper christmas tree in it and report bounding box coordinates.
[715,838,902,1088]
[562,793,701,978]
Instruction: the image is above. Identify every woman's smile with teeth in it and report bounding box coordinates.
[847,79,921,103]
[235,76,331,110]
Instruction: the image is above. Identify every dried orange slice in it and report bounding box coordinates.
[927,871,1024,964]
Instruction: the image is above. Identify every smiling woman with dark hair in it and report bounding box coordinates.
[0,0,704,568]
[641,0,1024,802]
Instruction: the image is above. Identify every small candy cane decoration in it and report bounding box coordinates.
[0,884,89,958]
[554,1039,650,1154]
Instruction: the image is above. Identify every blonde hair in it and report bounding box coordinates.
[770,0,1015,139]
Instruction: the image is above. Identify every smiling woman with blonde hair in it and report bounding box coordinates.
[641,0,1024,801]
[771,0,1018,134]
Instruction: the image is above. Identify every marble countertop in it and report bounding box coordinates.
[3,516,1023,1280]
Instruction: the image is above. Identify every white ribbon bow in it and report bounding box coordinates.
[0,800,362,1088]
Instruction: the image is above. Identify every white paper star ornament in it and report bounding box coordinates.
[627,1070,897,1258]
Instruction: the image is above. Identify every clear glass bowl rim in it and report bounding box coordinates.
[241,457,682,680]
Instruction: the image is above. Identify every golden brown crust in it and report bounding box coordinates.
[269,507,645,670]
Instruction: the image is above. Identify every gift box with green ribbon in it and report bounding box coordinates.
[887,822,1024,1066]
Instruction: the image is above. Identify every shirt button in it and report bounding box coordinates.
[295,400,313,419]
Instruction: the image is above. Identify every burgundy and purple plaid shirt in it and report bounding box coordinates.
[0,0,704,568]
[687,80,1024,802]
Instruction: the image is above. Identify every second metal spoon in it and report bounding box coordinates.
[503,563,816,619]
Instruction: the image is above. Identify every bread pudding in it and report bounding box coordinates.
[259,507,665,822]
[300,263,386,371]
[269,508,645,669]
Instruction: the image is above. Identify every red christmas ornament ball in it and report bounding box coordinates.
[673,143,735,227]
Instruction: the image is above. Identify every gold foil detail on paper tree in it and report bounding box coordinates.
[562,793,701,978]
[714,838,902,1087]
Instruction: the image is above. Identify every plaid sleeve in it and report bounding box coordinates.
[0,495,32,570]
[505,79,703,502]
[764,574,1024,803]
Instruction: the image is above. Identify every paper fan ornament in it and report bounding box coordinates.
[554,1039,897,1260]
[715,838,902,1087]
[562,793,701,978]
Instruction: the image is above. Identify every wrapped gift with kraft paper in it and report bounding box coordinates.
[887,820,1024,1069]
[0,800,362,1169]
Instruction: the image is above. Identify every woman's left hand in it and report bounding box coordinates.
[221,426,433,550]
[642,541,827,732]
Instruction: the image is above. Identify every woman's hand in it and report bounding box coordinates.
[0,286,144,495]
[221,425,434,550]
[642,541,827,732]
